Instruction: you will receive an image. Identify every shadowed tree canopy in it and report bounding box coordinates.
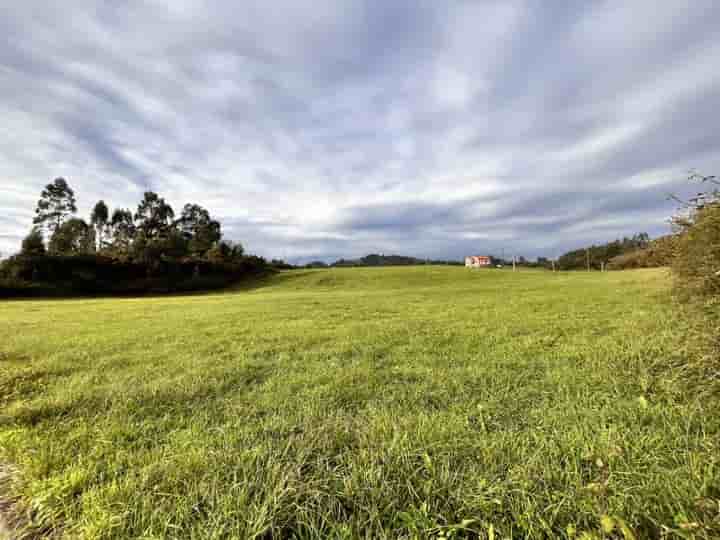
[90,200,110,250]
[48,217,94,255]
[134,192,175,240]
[21,228,46,256]
[33,177,77,236]
[557,233,650,270]
[110,208,135,255]
[179,203,222,255]
[207,239,244,263]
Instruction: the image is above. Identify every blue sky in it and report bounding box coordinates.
[2,1,719,262]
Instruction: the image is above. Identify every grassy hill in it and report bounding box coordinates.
[1,267,718,539]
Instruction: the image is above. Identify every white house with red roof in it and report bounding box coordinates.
[465,255,492,268]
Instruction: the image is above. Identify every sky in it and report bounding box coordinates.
[2,1,719,263]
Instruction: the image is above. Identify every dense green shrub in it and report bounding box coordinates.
[667,173,720,304]
[606,235,677,270]
[672,201,720,303]
[667,174,720,384]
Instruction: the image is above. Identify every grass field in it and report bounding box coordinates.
[0,267,718,539]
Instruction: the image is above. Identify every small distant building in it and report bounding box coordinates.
[465,255,492,268]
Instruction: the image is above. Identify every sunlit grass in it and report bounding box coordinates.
[0,267,718,539]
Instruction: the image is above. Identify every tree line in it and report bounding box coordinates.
[555,233,652,271]
[2,178,267,296]
[551,171,719,305]
[21,177,243,263]
[316,254,463,268]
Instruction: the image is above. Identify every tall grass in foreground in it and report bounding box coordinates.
[1,267,719,539]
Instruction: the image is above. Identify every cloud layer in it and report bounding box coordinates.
[2,1,719,261]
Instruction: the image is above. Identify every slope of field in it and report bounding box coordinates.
[0,267,718,539]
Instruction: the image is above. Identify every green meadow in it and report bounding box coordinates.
[0,267,718,539]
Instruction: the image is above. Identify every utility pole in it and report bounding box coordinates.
[512,255,517,272]
[551,259,556,272]
[586,248,591,272]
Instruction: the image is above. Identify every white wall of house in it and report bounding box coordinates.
[465,256,491,267]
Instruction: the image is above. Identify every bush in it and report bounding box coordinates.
[607,235,677,270]
[667,174,720,387]
[672,201,720,303]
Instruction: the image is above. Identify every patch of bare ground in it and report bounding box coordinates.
[0,464,56,540]
[0,465,17,540]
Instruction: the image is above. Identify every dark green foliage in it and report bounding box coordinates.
[20,229,46,256]
[304,260,329,268]
[659,172,720,394]
[90,200,110,250]
[134,191,175,240]
[206,240,244,263]
[536,256,551,268]
[48,217,94,255]
[178,203,222,255]
[0,254,268,297]
[270,259,296,269]
[32,177,77,236]
[109,208,135,256]
[332,253,461,267]
[671,173,720,303]
[607,235,677,270]
[558,233,650,270]
[131,229,189,264]
[494,256,549,268]
[5,180,267,296]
